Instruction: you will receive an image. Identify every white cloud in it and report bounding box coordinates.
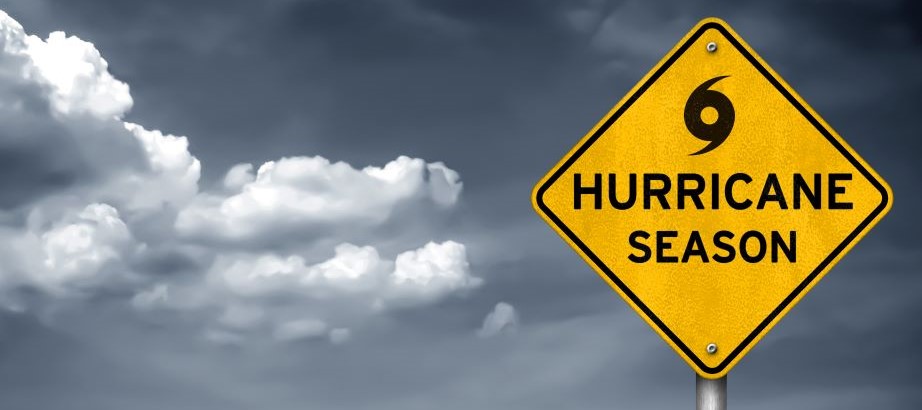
[209,243,386,298]
[136,241,481,343]
[0,10,478,344]
[390,241,482,304]
[118,123,201,210]
[222,163,255,191]
[39,204,131,282]
[197,240,480,303]
[175,155,462,242]
[478,302,519,338]
[1,203,137,299]
[426,162,463,206]
[0,12,131,121]
[24,30,133,119]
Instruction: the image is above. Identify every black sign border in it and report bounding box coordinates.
[534,21,890,375]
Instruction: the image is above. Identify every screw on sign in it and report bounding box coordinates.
[532,18,891,410]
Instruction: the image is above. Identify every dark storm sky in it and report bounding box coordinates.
[0,0,920,408]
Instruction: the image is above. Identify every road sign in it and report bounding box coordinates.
[532,18,892,379]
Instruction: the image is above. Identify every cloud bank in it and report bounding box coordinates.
[0,10,477,343]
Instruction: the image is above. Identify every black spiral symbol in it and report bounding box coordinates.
[684,76,734,156]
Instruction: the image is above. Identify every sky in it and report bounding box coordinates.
[0,0,918,409]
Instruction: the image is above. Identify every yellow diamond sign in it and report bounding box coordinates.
[532,18,892,378]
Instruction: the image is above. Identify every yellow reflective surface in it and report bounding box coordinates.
[532,18,891,378]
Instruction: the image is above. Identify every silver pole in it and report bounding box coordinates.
[696,374,727,410]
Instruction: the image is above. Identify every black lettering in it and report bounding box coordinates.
[771,231,796,263]
[608,174,637,210]
[725,173,753,210]
[757,173,788,209]
[712,230,736,263]
[574,173,602,210]
[677,173,705,210]
[644,174,671,209]
[829,173,853,210]
[628,231,651,263]
[711,173,720,210]
[656,231,679,263]
[682,230,709,263]
[793,173,821,209]
[740,231,767,263]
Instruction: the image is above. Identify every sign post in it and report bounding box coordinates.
[532,17,892,402]
[697,375,726,410]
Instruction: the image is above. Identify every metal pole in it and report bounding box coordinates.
[696,374,726,410]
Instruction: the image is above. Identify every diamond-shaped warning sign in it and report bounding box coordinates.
[532,18,891,378]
